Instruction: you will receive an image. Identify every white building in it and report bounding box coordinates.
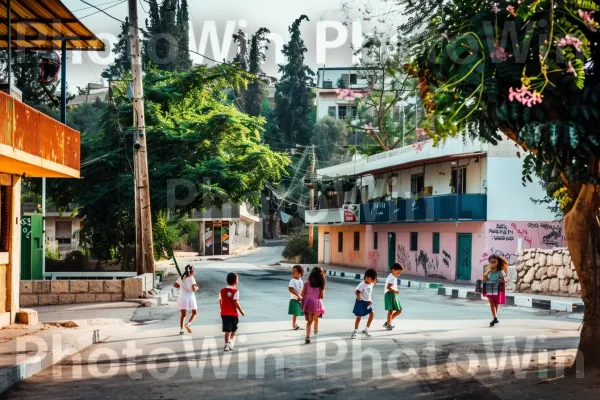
[315,67,371,121]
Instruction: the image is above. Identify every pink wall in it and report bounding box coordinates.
[368,222,486,281]
[479,220,566,270]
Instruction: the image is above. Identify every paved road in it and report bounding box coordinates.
[6,247,583,400]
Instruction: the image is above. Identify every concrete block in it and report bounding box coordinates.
[59,294,76,304]
[340,272,345,277]
[20,295,39,307]
[88,281,104,293]
[551,301,573,312]
[50,281,69,294]
[532,298,551,310]
[514,296,533,308]
[572,303,584,313]
[111,294,124,302]
[70,280,89,293]
[355,273,361,280]
[505,295,515,306]
[104,280,122,293]
[466,291,482,301]
[16,309,39,326]
[75,293,96,304]
[95,294,112,302]
[20,281,33,294]
[38,294,59,306]
[33,281,51,294]
[451,289,459,298]
[437,287,447,296]
[123,278,142,299]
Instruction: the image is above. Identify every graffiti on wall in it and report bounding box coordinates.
[527,222,565,247]
[479,248,517,265]
[415,250,429,275]
[347,250,361,264]
[396,245,413,272]
[511,223,533,247]
[442,250,452,267]
[487,223,516,242]
[367,250,380,268]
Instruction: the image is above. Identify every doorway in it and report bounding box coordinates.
[323,232,330,264]
[388,232,396,270]
[456,233,472,280]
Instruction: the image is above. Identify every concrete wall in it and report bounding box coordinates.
[45,216,81,249]
[318,225,367,266]
[19,274,151,306]
[0,174,21,328]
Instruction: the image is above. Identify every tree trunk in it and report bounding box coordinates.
[564,183,600,375]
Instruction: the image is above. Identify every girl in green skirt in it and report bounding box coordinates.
[384,263,404,330]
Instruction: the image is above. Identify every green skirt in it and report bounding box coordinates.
[384,291,402,311]
[288,299,304,316]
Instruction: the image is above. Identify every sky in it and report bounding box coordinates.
[62,0,404,90]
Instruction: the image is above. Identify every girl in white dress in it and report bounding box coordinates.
[174,265,198,334]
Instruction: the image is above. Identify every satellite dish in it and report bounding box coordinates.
[39,51,61,84]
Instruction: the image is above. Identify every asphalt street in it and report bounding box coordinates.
[5,246,583,400]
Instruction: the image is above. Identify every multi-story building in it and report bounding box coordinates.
[305,135,565,283]
[315,67,371,121]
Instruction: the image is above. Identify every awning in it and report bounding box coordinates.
[359,152,487,177]
[0,0,105,51]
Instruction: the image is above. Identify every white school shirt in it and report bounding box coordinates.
[356,281,374,301]
[289,278,304,300]
[385,273,398,294]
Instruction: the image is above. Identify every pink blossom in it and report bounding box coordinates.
[579,9,598,32]
[566,61,577,77]
[508,85,543,107]
[491,6,500,13]
[490,42,512,61]
[363,123,374,134]
[441,32,449,40]
[506,5,516,17]
[557,35,583,52]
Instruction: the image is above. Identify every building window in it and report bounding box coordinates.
[411,173,424,196]
[337,105,357,120]
[350,74,358,84]
[354,232,360,251]
[433,232,440,254]
[410,232,418,251]
[451,167,467,194]
[338,232,343,252]
[323,81,333,89]
[328,106,336,117]
[0,186,10,252]
[55,221,72,245]
[374,232,378,250]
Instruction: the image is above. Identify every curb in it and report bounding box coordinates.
[0,326,114,394]
[436,287,584,313]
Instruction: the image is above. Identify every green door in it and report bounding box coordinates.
[456,233,472,280]
[388,232,396,270]
[20,215,43,280]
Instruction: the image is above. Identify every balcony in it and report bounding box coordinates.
[390,194,487,222]
[305,204,360,225]
[0,91,80,178]
[360,202,390,224]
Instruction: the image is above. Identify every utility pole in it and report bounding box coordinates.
[129,0,155,279]
[308,145,316,247]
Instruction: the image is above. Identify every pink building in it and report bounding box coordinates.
[306,136,565,283]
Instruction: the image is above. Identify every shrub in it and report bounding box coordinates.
[283,231,317,263]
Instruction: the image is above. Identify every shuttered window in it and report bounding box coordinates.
[0,186,10,252]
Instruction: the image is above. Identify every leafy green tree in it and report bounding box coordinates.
[102,18,131,80]
[311,116,351,167]
[176,0,192,71]
[271,15,315,147]
[245,28,271,117]
[406,0,600,372]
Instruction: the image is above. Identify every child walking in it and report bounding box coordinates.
[219,272,245,351]
[174,265,198,335]
[351,268,378,339]
[301,267,326,344]
[384,263,404,330]
[288,265,304,330]
[483,255,508,327]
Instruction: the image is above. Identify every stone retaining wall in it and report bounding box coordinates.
[514,248,580,296]
[19,276,147,307]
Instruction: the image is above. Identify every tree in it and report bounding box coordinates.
[272,15,315,147]
[102,18,131,80]
[350,30,420,153]
[245,28,271,117]
[176,0,192,71]
[406,0,600,373]
[311,116,351,167]
[47,65,290,265]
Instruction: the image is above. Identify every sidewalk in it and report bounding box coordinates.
[155,247,264,276]
[0,305,130,394]
[277,262,584,313]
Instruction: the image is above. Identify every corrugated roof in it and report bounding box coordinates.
[0,0,105,51]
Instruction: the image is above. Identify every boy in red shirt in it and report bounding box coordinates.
[219,272,245,351]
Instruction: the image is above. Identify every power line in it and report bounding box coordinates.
[72,0,124,13]
[79,0,127,19]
